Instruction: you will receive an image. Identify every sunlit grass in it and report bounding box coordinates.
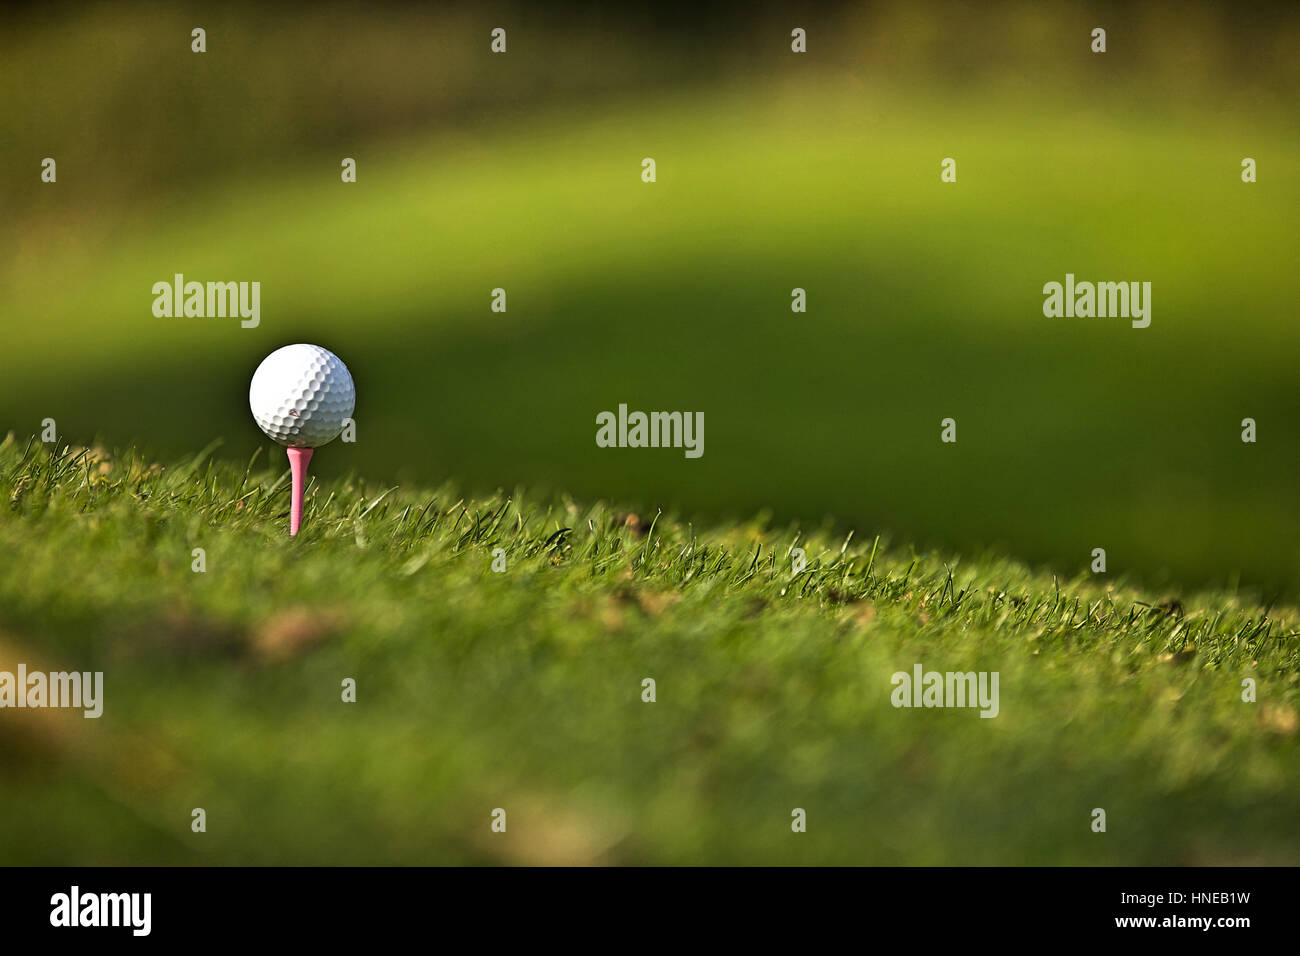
[1,436,1297,864]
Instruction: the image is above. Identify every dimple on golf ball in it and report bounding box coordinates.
[249,344,356,447]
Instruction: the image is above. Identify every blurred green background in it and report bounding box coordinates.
[3,0,1298,595]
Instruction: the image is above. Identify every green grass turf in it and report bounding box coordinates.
[1,433,1296,864]
[5,75,1299,596]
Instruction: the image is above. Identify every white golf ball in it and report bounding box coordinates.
[249,344,356,447]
